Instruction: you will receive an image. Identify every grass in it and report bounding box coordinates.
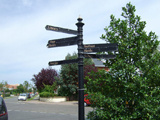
[27,95,39,101]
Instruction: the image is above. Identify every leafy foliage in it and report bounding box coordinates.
[56,52,96,98]
[86,2,160,120]
[56,52,78,97]
[0,80,8,91]
[32,67,59,92]
[40,92,54,98]
[42,82,57,93]
[16,84,25,93]
[23,81,30,93]
[84,64,98,84]
[40,83,57,98]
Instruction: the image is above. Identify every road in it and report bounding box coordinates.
[4,96,93,120]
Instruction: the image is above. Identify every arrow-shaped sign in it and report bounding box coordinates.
[49,59,78,66]
[84,54,116,59]
[45,25,78,35]
[48,36,78,44]
[47,36,78,48]
[84,43,118,48]
[84,47,118,53]
[47,41,77,48]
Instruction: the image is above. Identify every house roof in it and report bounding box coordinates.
[7,84,19,89]
[92,59,105,67]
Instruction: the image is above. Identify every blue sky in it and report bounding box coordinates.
[0,0,160,85]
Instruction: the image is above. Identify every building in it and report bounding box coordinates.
[92,59,109,72]
[7,84,19,90]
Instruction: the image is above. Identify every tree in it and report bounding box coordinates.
[16,84,25,94]
[56,52,96,99]
[84,64,98,84]
[23,81,30,93]
[86,2,160,119]
[32,85,37,94]
[0,80,8,97]
[32,67,59,93]
[0,80,8,91]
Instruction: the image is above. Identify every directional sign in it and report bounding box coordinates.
[47,41,77,48]
[84,54,116,59]
[47,36,78,48]
[84,47,118,53]
[84,43,118,48]
[45,25,78,35]
[48,36,77,44]
[49,59,78,66]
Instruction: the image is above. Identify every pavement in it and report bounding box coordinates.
[26,95,79,105]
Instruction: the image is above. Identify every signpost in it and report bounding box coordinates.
[47,36,78,48]
[45,17,118,120]
[76,17,84,120]
[84,54,116,59]
[45,25,78,35]
[49,59,78,66]
[48,36,78,44]
[83,43,118,48]
[47,41,77,48]
[84,47,118,53]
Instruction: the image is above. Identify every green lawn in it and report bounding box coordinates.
[27,95,38,101]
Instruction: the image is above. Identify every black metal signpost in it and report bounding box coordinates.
[45,17,118,120]
[76,18,85,120]
[84,54,116,59]
[48,36,77,42]
[84,43,118,48]
[84,47,117,53]
[49,59,78,66]
[46,25,78,35]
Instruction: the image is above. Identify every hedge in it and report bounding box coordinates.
[40,92,54,98]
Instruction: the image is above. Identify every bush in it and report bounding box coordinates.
[5,94,10,97]
[42,83,56,93]
[40,92,54,98]
[57,87,68,96]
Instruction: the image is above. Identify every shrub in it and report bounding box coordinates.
[5,94,10,97]
[40,92,54,98]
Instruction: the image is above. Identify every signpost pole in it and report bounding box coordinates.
[76,17,84,120]
[46,17,118,120]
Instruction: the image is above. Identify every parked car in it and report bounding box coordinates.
[84,94,91,106]
[31,93,35,97]
[27,93,31,98]
[18,93,27,101]
[0,96,8,120]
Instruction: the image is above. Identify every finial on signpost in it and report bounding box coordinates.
[76,16,84,26]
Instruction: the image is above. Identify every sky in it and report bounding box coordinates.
[0,0,160,85]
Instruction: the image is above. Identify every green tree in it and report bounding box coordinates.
[23,81,30,93]
[0,80,8,97]
[56,52,94,99]
[86,2,160,120]
[0,80,8,91]
[32,85,37,94]
[12,89,18,95]
[17,84,25,94]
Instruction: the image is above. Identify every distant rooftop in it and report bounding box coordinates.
[92,59,105,67]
